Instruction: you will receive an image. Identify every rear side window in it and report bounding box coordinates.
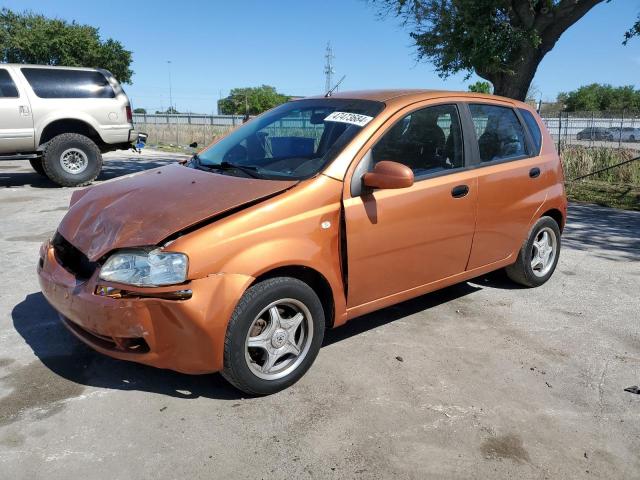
[469,104,527,162]
[518,108,542,154]
[21,68,115,99]
[0,69,19,98]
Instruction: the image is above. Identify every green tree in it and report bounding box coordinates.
[0,8,133,83]
[624,14,639,44]
[372,0,604,101]
[560,84,640,112]
[133,108,147,114]
[218,85,289,115]
[468,80,493,94]
[156,107,179,114]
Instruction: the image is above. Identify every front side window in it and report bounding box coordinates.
[0,69,19,98]
[21,68,115,99]
[196,98,384,180]
[371,104,464,177]
[469,104,527,162]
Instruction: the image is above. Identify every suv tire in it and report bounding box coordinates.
[42,133,102,187]
[222,277,325,395]
[506,216,561,288]
[29,158,46,176]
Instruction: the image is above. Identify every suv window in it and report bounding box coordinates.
[21,68,115,99]
[469,104,527,162]
[372,104,464,177]
[0,69,19,98]
[518,108,542,154]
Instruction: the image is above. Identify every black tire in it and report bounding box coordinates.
[29,158,46,176]
[42,133,102,187]
[630,135,636,142]
[222,277,325,395]
[505,216,561,288]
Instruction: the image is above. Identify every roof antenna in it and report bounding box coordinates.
[325,75,346,97]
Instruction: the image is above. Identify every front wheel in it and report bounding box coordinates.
[222,277,325,395]
[42,133,103,187]
[505,216,561,287]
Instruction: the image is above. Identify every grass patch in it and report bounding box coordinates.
[561,146,640,184]
[566,180,640,211]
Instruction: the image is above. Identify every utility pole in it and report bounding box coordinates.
[324,42,335,93]
[167,60,173,113]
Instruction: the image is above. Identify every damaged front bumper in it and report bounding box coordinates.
[37,238,253,374]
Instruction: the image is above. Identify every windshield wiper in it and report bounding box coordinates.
[215,161,262,179]
[189,155,262,179]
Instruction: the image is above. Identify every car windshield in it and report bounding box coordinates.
[193,98,384,180]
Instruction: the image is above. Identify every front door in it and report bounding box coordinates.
[0,68,34,154]
[344,103,477,308]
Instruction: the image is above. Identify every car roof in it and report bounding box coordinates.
[304,89,529,109]
[2,63,103,72]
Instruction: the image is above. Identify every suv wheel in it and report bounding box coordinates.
[505,216,561,288]
[222,277,325,395]
[29,158,46,176]
[42,133,102,187]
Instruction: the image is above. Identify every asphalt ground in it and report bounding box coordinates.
[1,149,639,479]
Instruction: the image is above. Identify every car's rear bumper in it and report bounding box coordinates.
[37,238,253,374]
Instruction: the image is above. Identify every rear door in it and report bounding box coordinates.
[464,102,547,270]
[0,67,34,154]
[344,102,478,308]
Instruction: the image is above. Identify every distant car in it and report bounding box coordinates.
[576,127,613,141]
[608,127,640,142]
[0,64,144,186]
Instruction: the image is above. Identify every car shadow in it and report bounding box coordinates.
[13,282,481,399]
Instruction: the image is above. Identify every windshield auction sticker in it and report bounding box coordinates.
[324,111,374,127]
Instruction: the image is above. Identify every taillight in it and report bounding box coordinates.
[125,105,133,123]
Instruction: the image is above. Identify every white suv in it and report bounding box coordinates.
[0,64,142,186]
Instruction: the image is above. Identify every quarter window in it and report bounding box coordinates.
[372,104,464,177]
[469,104,527,162]
[518,108,542,154]
[21,68,115,99]
[0,69,19,98]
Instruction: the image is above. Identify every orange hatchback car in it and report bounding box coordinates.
[38,90,567,394]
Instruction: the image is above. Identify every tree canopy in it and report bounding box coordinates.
[468,81,493,94]
[624,14,639,44]
[0,8,133,83]
[372,0,604,101]
[218,86,290,115]
[559,84,640,112]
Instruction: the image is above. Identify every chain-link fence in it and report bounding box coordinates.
[539,110,640,152]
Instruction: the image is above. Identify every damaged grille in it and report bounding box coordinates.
[52,232,98,280]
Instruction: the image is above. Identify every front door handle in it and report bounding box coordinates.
[529,167,541,178]
[451,184,469,198]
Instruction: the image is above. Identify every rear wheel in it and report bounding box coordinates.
[222,277,325,395]
[29,158,46,176]
[42,133,102,187]
[506,216,561,288]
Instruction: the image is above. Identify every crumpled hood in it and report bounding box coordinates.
[58,164,297,261]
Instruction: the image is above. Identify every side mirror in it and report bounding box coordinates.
[362,161,414,190]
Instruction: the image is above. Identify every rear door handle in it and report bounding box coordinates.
[529,167,541,178]
[451,184,469,198]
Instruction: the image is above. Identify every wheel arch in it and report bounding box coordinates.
[38,118,103,148]
[250,265,336,330]
[540,208,565,232]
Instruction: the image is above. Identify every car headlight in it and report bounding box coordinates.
[98,249,188,286]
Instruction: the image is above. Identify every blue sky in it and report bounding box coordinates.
[3,0,639,113]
